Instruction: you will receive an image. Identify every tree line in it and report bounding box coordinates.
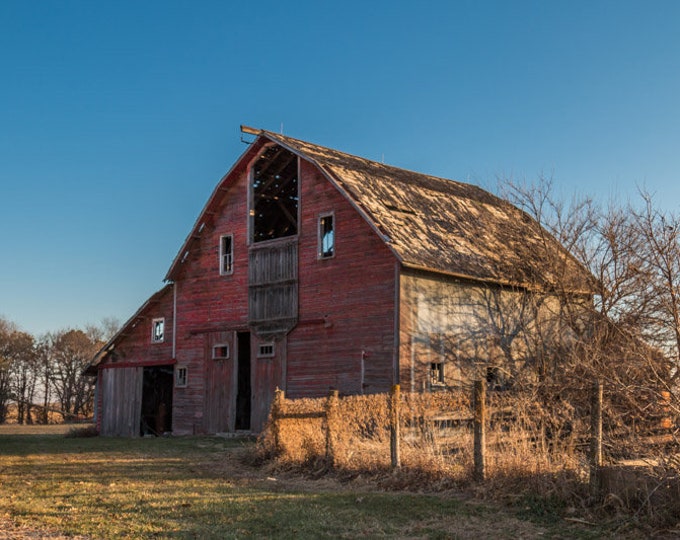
[0,318,119,424]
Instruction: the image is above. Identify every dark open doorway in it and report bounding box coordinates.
[140,365,173,436]
[235,332,251,430]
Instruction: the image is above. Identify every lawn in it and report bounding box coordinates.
[0,425,603,539]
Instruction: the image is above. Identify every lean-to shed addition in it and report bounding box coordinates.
[87,126,592,436]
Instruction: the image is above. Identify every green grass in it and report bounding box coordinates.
[0,427,608,539]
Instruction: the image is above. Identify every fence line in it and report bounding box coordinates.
[473,379,486,481]
[269,381,612,482]
[589,379,603,498]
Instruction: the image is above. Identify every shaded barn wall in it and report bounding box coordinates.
[399,271,563,391]
[96,288,175,435]
[287,160,398,397]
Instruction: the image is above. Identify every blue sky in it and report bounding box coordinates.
[1,1,679,336]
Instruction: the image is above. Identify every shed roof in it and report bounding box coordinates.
[84,284,173,375]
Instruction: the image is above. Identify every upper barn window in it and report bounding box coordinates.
[318,212,335,259]
[151,318,165,343]
[250,145,299,243]
[219,234,234,275]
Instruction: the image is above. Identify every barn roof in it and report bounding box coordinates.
[258,129,592,293]
[166,127,592,293]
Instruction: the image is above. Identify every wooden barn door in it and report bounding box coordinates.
[203,331,235,433]
[100,366,143,437]
[250,336,285,433]
[247,239,296,432]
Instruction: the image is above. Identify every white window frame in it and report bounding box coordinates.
[212,343,230,360]
[318,212,335,259]
[219,234,234,275]
[257,342,275,358]
[151,318,165,343]
[175,365,188,388]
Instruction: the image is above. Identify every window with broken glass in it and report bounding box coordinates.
[220,234,234,275]
[151,318,165,343]
[318,212,335,258]
[430,362,445,386]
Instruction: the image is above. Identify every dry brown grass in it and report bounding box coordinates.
[259,388,680,533]
[261,390,582,485]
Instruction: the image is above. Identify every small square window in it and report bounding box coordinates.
[213,344,230,360]
[152,318,165,343]
[175,366,188,388]
[220,234,234,275]
[318,213,335,259]
[258,343,275,358]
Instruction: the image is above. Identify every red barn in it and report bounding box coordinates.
[87,127,590,436]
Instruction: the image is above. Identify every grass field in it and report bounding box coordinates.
[0,425,612,539]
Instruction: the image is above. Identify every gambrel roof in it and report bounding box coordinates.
[166,127,592,293]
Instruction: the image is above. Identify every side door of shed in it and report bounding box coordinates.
[100,366,143,437]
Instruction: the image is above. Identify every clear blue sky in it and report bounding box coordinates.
[1,1,679,336]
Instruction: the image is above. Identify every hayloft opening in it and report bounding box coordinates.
[250,145,299,243]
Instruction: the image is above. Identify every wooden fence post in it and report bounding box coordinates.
[589,379,603,498]
[272,387,285,455]
[473,379,487,482]
[390,384,401,469]
[325,389,339,467]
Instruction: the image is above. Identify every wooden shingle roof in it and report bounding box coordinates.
[261,129,592,293]
[165,127,592,293]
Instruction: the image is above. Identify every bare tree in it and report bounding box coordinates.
[51,329,99,419]
[630,191,680,378]
[84,317,120,344]
[0,319,39,424]
[0,318,15,423]
[8,331,37,424]
[33,333,56,424]
[499,176,677,442]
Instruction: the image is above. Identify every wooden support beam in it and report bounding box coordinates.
[240,125,260,135]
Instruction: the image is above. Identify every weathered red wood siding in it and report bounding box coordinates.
[286,160,398,397]
[95,286,175,433]
[203,330,235,433]
[106,144,400,434]
[171,167,252,434]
